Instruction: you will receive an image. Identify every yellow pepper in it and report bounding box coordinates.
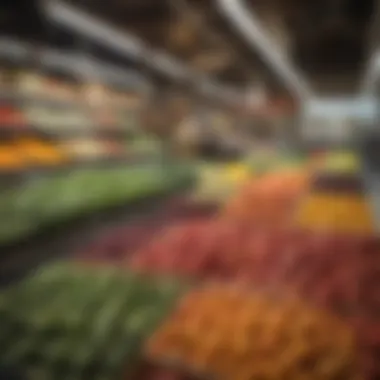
[296,192,375,233]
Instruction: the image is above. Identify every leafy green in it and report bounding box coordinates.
[0,263,189,380]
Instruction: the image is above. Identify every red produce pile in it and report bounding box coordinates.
[77,197,217,263]
[129,220,305,282]
[128,220,380,379]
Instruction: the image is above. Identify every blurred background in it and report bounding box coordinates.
[1,1,380,379]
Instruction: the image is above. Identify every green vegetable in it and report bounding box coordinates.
[0,163,196,245]
[0,263,189,379]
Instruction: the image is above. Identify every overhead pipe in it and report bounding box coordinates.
[217,0,313,102]
[43,1,243,106]
[43,0,145,59]
[43,0,194,81]
[361,1,380,97]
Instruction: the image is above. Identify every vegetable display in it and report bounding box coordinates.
[78,198,216,264]
[0,163,196,245]
[3,150,380,380]
[129,220,380,378]
[0,263,188,380]
[146,285,359,380]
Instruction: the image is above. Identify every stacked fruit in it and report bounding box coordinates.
[223,169,309,226]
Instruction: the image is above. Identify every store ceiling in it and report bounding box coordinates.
[66,0,376,94]
[1,0,377,95]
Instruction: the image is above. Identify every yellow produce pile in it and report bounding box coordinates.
[296,192,375,233]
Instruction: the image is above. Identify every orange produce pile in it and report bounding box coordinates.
[129,221,380,379]
[223,169,309,226]
[146,285,359,380]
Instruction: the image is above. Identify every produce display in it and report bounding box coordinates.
[0,65,157,173]
[0,142,26,170]
[19,138,68,166]
[78,198,217,264]
[147,285,359,380]
[2,147,380,380]
[192,162,252,202]
[0,163,196,245]
[0,263,189,380]
[296,192,374,233]
[222,169,309,226]
[296,172,375,233]
[129,219,380,378]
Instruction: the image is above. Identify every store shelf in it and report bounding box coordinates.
[0,37,150,92]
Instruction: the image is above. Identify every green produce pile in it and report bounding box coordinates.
[0,163,196,245]
[0,263,188,380]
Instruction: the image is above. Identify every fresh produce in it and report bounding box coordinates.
[78,198,216,263]
[296,172,374,233]
[0,143,25,170]
[223,169,309,226]
[320,151,360,173]
[193,162,251,202]
[18,138,68,166]
[146,285,359,380]
[129,220,254,280]
[296,192,375,233]
[0,263,189,380]
[129,221,380,378]
[0,105,26,126]
[0,163,196,245]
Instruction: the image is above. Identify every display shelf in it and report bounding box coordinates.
[0,124,136,137]
[0,154,161,177]
[0,89,145,113]
[0,37,150,92]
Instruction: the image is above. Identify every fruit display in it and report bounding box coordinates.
[223,169,309,226]
[78,198,217,264]
[0,105,26,127]
[296,172,375,233]
[18,138,68,166]
[296,192,375,233]
[0,163,196,245]
[192,162,252,202]
[0,263,189,380]
[146,285,359,380]
[319,151,360,173]
[0,143,26,170]
[129,220,257,280]
[129,220,380,378]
